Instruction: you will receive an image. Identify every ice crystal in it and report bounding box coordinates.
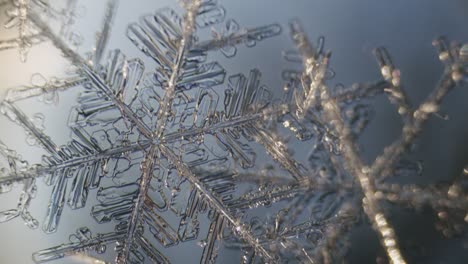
[0,0,467,263]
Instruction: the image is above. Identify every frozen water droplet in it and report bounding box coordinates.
[25,218,39,229]
[96,244,106,254]
[459,44,468,61]
[197,239,207,248]
[463,165,468,175]
[30,73,47,87]
[0,182,13,193]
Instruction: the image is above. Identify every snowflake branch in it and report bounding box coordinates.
[194,22,282,54]
[159,144,278,263]
[0,107,282,187]
[82,65,154,139]
[154,0,202,139]
[377,183,468,212]
[246,124,307,180]
[117,146,157,264]
[373,47,412,120]
[1,101,59,155]
[371,39,465,182]
[4,75,86,103]
[33,229,126,263]
[91,0,119,67]
[290,20,407,264]
[27,11,85,66]
[29,12,128,120]
[0,34,44,52]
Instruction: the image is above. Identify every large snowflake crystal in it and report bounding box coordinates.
[0,0,467,263]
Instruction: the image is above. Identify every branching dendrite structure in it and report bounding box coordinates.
[0,1,467,264]
[285,20,467,263]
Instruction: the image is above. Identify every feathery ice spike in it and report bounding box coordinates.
[0,1,466,263]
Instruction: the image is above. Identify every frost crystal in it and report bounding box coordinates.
[0,1,467,263]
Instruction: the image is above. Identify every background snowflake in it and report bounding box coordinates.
[0,0,467,263]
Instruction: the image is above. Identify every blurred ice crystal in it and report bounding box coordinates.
[0,0,467,263]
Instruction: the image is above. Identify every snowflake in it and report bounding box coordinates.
[0,0,467,264]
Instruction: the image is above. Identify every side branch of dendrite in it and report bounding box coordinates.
[29,12,154,139]
[117,146,157,264]
[159,144,278,263]
[154,1,202,139]
[290,21,407,264]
